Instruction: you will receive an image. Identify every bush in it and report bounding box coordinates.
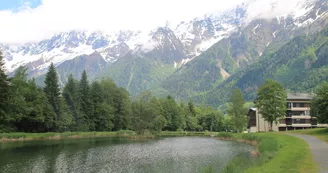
[116,130,135,135]
[240,134,259,141]
[216,132,233,138]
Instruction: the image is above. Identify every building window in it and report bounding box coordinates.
[293,103,301,107]
[292,119,307,124]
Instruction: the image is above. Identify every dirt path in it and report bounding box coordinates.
[288,134,328,173]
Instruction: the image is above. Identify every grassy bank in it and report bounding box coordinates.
[156,131,213,137]
[0,130,214,142]
[0,131,136,142]
[287,128,328,143]
[216,132,317,173]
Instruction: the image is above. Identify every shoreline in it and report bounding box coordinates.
[0,131,213,143]
[1,131,317,172]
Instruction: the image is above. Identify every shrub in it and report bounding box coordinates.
[116,130,135,135]
[216,132,233,138]
[240,134,259,141]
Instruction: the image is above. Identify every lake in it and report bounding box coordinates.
[0,136,253,173]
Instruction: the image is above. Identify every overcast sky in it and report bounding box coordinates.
[0,0,309,44]
[0,0,244,44]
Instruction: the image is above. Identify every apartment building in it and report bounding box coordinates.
[247,93,326,133]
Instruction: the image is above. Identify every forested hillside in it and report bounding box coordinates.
[0,51,235,133]
[201,27,328,106]
[160,11,328,105]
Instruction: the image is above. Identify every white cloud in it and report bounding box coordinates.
[246,0,314,22]
[0,0,242,44]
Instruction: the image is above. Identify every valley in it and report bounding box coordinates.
[1,0,328,107]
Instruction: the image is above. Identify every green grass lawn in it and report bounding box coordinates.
[219,133,317,173]
[287,128,328,143]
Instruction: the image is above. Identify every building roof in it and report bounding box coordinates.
[287,93,313,100]
[250,108,257,111]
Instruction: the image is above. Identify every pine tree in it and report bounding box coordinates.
[63,74,79,128]
[0,50,10,131]
[43,63,61,130]
[78,70,91,131]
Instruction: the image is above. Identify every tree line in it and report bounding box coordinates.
[0,51,252,133]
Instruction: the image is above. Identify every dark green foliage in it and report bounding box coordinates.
[311,82,328,123]
[7,67,57,132]
[1,61,227,133]
[77,70,92,131]
[196,106,222,132]
[0,51,10,131]
[255,80,287,130]
[160,96,185,131]
[131,91,157,134]
[90,81,115,131]
[43,63,61,129]
[62,74,79,130]
[184,101,198,131]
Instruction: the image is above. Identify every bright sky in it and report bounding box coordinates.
[0,0,243,44]
[0,0,309,44]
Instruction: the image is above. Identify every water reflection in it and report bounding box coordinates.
[0,137,252,173]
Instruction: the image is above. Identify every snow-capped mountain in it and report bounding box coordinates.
[1,30,150,73]
[174,3,247,56]
[0,0,327,83]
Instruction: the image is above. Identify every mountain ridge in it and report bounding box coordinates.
[1,0,328,107]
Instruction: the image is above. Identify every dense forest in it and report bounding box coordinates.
[0,51,246,133]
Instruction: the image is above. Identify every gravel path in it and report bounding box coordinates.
[288,134,328,173]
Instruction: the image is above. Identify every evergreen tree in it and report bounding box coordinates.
[227,89,248,133]
[56,98,74,132]
[62,74,79,129]
[90,81,114,131]
[0,50,10,131]
[255,80,287,131]
[7,67,56,132]
[43,63,61,131]
[77,70,92,131]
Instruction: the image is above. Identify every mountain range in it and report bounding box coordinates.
[1,0,328,107]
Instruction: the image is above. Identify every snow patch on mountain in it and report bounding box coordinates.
[1,0,326,75]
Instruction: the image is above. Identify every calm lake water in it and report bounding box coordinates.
[0,137,252,173]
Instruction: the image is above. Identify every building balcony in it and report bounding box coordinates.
[291,115,311,119]
[288,107,310,111]
[278,124,286,127]
[291,124,312,127]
